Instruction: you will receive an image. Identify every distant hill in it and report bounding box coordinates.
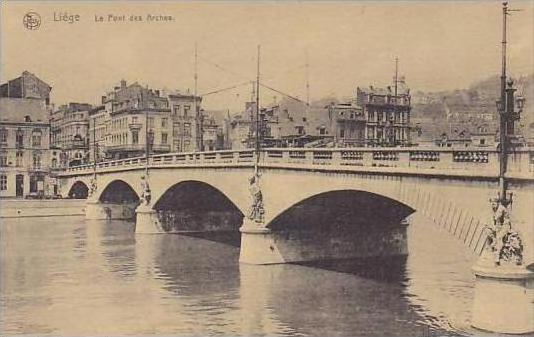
[411,74,534,142]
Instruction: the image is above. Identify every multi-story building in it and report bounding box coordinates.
[168,93,202,153]
[200,112,224,151]
[329,77,412,147]
[50,102,92,167]
[0,71,56,198]
[327,102,366,146]
[0,70,52,105]
[88,80,202,161]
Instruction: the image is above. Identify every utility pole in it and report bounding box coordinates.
[195,42,202,151]
[306,49,310,115]
[145,105,152,176]
[389,57,399,146]
[248,81,255,148]
[256,45,261,157]
[498,2,509,202]
[497,1,522,204]
[92,115,97,174]
[89,114,97,197]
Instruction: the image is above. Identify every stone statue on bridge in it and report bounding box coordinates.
[88,176,97,197]
[486,198,523,266]
[247,172,264,224]
[140,175,151,206]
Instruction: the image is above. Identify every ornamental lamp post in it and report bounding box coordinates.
[471,3,533,334]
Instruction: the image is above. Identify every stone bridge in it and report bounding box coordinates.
[57,147,534,266]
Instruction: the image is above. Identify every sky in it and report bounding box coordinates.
[1,1,533,112]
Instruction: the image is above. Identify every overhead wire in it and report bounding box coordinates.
[197,52,308,105]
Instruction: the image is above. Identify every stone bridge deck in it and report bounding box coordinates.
[60,147,533,179]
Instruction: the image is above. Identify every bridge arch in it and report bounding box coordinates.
[98,179,140,204]
[68,180,89,199]
[152,180,244,233]
[266,189,415,231]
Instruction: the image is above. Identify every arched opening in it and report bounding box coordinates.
[265,190,415,265]
[68,181,89,199]
[268,190,414,231]
[99,180,139,204]
[154,181,243,245]
[98,180,140,220]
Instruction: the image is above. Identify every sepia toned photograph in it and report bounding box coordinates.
[0,1,533,336]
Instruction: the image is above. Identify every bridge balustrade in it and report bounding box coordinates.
[60,147,533,179]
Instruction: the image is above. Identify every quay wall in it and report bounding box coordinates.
[0,199,86,218]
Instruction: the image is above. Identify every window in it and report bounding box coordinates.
[0,152,7,167]
[51,158,58,168]
[16,129,24,147]
[161,133,168,144]
[340,129,345,138]
[32,130,42,147]
[161,118,168,128]
[184,123,191,136]
[184,105,190,117]
[0,174,7,191]
[16,151,23,167]
[132,130,139,144]
[148,117,154,128]
[173,105,180,115]
[0,128,7,143]
[32,152,41,169]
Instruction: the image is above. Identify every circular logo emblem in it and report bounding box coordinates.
[23,12,41,30]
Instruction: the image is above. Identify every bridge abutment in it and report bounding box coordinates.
[239,221,285,264]
[85,200,110,220]
[472,263,534,334]
[85,200,137,220]
[135,205,164,233]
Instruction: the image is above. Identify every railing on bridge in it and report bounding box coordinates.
[61,147,534,178]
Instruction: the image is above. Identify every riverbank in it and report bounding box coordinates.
[0,199,86,218]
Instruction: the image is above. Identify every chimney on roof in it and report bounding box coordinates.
[121,79,127,89]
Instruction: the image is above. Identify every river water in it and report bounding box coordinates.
[1,213,476,336]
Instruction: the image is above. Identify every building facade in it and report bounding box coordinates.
[168,93,202,153]
[0,70,52,105]
[88,81,202,161]
[51,102,93,167]
[0,72,56,198]
[328,78,412,147]
[327,102,366,146]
